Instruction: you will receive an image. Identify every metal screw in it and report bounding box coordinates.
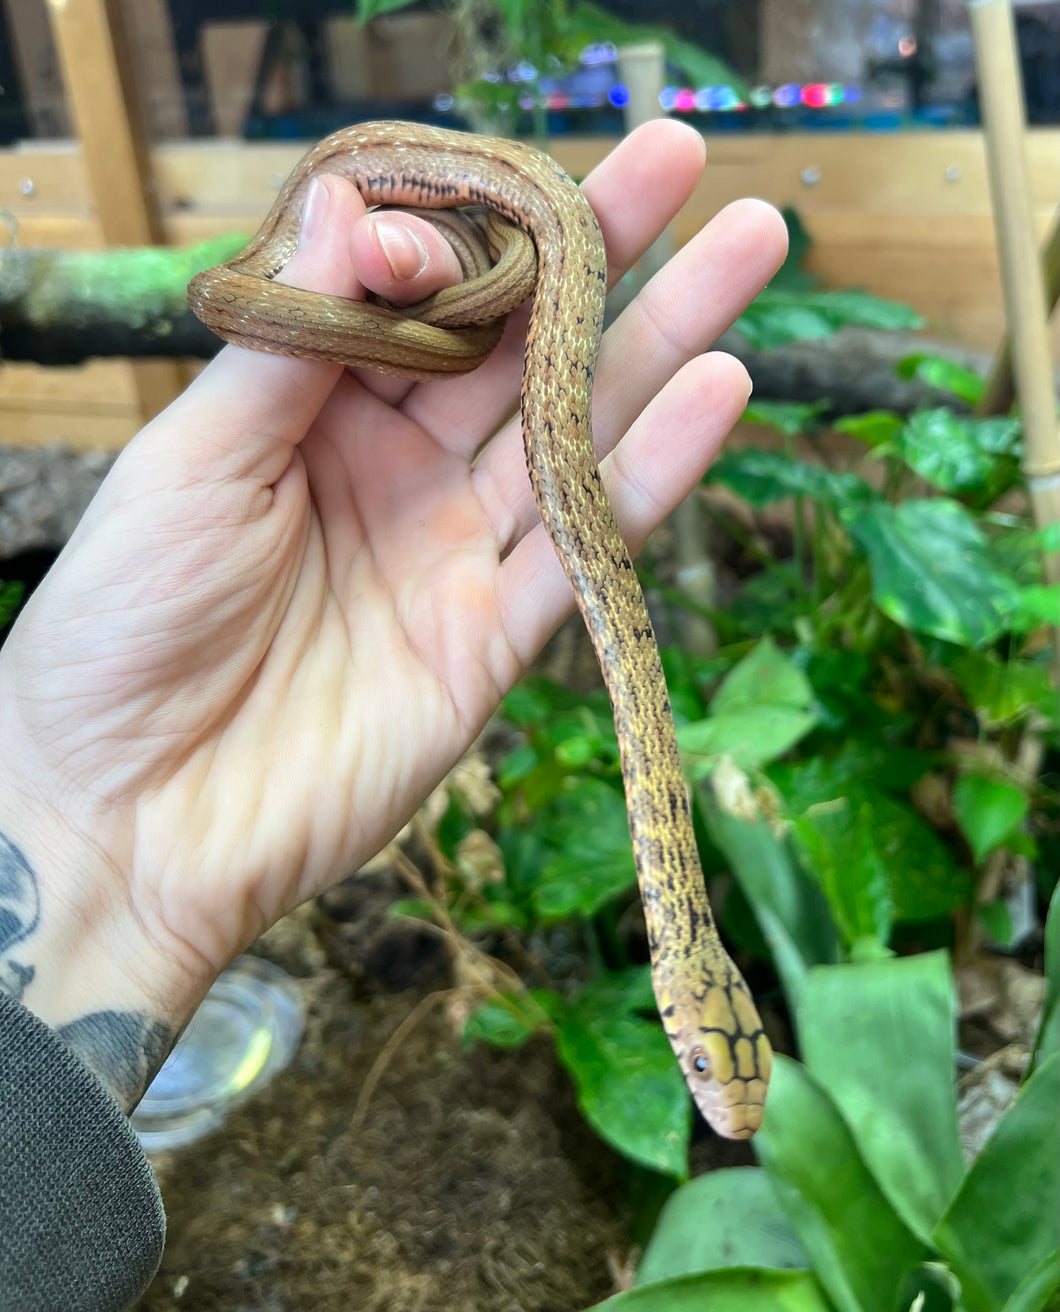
[944,164,961,183]
[800,165,821,186]
[18,178,35,197]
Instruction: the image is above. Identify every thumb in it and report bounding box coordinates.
[139,177,461,482]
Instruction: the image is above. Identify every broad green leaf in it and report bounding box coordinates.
[844,498,1020,647]
[791,801,893,949]
[711,636,814,714]
[772,758,970,923]
[948,650,1058,728]
[709,448,876,513]
[637,1168,809,1283]
[497,742,537,787]
[754,1055,929,1312]
[1030,883,1059,1074]
[743,400,828,436]
[700,775,840,1012]
[532,779,636,920]
[999,1250,1060,1312]
[736,287,922,350]
[798,954,964,1242]
[835,410,905,447]
[953,774,1029,864]
[889,409,1020,497]
[592,1267,833,1312]
[933,1055,1060,1312]
[554,1007,690,1178]
[679,707,818,775]
[896,354,986,406]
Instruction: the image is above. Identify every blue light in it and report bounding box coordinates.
[844,83,863,103]
[608,82,630,108]
[773,83,800,108]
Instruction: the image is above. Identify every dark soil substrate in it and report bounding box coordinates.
[138,896,637,1312]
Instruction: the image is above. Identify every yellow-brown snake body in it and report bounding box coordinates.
[189,122,771,1138]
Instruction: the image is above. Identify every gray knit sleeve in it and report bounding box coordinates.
[0,990,165,1312]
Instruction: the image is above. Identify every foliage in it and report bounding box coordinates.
[0,581,23,630]
[355,0,744,141]
[617,956,1059,1312]
[371,197,1056,1298]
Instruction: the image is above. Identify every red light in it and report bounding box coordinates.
[801,82,830,108]
[674,88,696,112]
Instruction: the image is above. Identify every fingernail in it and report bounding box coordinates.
[371,215,428,280]
[299,176,328,247]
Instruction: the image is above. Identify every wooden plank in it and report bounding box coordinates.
[46,0,184,419]
[2,0,71,138]
[117,0,188,140]
[200,21,269,138]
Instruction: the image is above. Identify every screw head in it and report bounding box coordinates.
[800,165,821,186]
[18,178,35,197]
[944,164,961,183]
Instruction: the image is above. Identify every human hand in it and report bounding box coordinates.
[0,120,786,1107]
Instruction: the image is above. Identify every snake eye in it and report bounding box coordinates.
[690,1047,710,1076]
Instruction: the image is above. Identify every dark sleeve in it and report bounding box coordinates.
[0,990,165,1312]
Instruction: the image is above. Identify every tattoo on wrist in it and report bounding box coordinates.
[0,831,175,1112]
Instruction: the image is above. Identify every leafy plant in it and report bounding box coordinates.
[355,0,744,143]
[604,950,1059,1312]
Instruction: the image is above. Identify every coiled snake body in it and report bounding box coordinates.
[188,122,771,1139]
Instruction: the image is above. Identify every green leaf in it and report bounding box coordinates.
[844,498,1020,647]
[773,758,970,923]
[835,410,905,447]
[0,580,23,628]
[1006,584,1060,631]
[709,448,876,513]
[678,638,818,772]
[1030,882,1059,1074]
[591,1268,834,1312]
[896,354,986,406]
[736,288,922,350]
[679,708,818,775]
[889,409,1020,497]
[948,650,1058,728]
[497,742,538,787]
[798,954,964,1242]
[953,774,1029,864]
[532,778,636,920]
[699,775,840,1012]
[743,400,828,437]
[712,636,814,714]
[933,1055,1060,1312]
[356,0,419,18]
[637,1168,809,1283]
[791,801,894,949]
[463,990,554,1049]
[554,1006,690,1178]
[753,1055,929,1312]
[998,1250,1060,1312]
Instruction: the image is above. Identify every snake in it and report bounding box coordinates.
[187,121,772,1139]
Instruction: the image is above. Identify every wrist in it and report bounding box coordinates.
[0,740,209,1112]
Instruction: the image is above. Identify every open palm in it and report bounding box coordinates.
[1,121,786,1003]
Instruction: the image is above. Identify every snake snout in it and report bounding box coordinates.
[666,983,773,1139]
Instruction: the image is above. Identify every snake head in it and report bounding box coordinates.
[663,977,773,1140]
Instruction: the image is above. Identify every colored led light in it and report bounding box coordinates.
[608,82,630,108]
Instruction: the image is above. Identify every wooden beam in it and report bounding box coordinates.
[46,0,184,420]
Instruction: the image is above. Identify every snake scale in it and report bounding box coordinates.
[188,121,771,1139]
